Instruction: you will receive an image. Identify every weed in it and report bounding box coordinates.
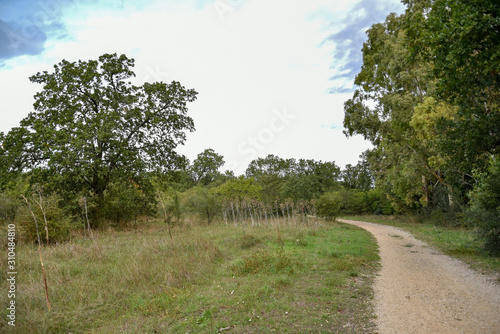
[330,254,363,271]
[240,234,261,249]
[231,247,297,275]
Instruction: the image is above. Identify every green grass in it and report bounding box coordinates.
[0,218,379,333]
[342,215,500,278]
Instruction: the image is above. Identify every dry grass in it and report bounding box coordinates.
[1,218,379,333]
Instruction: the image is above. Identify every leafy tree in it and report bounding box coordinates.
[182,186,221,224]
[156,168,195,193]
[99,178,156,224]
[246,155,340,203]
[343,12,455,211]
[213,177,262,203]
[246,154,295,178]
[246,155,293,203]
[190,148,224,186]
[341,159,373,191]
[405,0,500,184]
[314,192,342,220]
[294,159,341,192]
[2,53,197,217]
[280,174,322,202]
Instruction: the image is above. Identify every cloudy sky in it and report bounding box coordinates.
[0,0,404,174]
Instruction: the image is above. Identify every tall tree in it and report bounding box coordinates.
[343,12,451,211]
[3,53,197,210]
[405,0,500,175]
[344,14,462,210]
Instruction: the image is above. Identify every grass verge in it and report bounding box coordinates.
[1,219,379,333]
[342,215,500,279]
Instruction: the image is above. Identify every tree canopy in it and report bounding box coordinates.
[190,148,225,186]
[2,53,197,209]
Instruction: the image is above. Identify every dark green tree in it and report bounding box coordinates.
[2,53,197,215]
[245,154,295,178]
[466,156,500,255]
[213,177,262,203]
[190,148,224,186]
[280,174,322,202]
[314,192,342,220]
[405,0,500,180]
[341,159,373,191]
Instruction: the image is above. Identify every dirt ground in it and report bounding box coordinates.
[339,219,500,334]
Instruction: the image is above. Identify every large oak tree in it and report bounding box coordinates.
[2,53,197,208]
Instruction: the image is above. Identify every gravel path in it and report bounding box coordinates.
[339,219,500,334]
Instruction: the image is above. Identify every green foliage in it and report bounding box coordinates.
[99,178,156,225]
[0,178,29,222]
[17,193,73,244]
[466,156,500,255]
[338,189,368,215]
[315,192,342,220]
[341,159,373,191]
[342,8,473,214]
[280,174,322,202]
[343,12,435,212]
[156,169,196,193]
[1,53,197,222]
[190,148,225,186]
[0,193,19,222]
[157,189,183,225]
[246,154,341,204]
[182,186,221,224]
[213,177,262,203]
[246,154,295,178]
[405,0,500,192]
[366,188,394,215]
[406,0,500,106]
[316,187,393,218]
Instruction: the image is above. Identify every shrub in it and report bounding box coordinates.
[17,194,73,244]
[231,248,296,275]
[182,186,221,224]
[240,234,261,249]
[157,189,183,225]
[465,156,500,255]
[339,189,367,214]
[99,179,156,225]
[315,192,342,220]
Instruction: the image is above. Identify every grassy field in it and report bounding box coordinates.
[0,218,379,333]
[342,215,500,279]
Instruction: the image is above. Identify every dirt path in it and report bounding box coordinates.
[339,219,500,334]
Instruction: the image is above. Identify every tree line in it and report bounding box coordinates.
[0,53,382,245]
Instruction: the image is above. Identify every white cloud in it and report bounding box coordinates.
[0,0,398,173]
